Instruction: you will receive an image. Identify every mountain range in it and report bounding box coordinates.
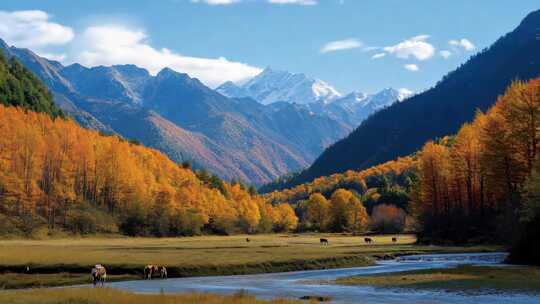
[268,8,540,191]
[217,68,412,128]
[0,40,405,185]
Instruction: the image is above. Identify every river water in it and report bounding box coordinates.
[108,252,540,303]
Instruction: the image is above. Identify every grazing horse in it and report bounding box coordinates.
[246,238,251,243]
[91,264,107,286]
[364,237,373,244]
[392,237,397,243]
[158,266,168,279]
[145,265,168,279]
[320,238,329,246]
[144,265,159,279]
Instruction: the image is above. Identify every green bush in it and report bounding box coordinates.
[119,202,148,236]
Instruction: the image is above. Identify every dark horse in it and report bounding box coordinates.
[364,237,373,244]
[246,238,251,243]
[392,237,397,243]
[320,238,329,245]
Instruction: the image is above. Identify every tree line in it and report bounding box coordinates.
[0,51,64,118]
[412,79,540,264]
[266,78,540,264]
[264,157,416,234]
[0,105,297,237]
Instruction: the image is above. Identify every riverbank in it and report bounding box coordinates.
[0,234,501,289]
[0,288,301,304]
[335,264,540,294]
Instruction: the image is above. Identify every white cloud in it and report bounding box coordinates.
[72,25,262,88]
[320,38,362,53]
[190,0,241,5]
[439,50,452,59]
[404,64,419,72]
[0,10,74,49]
[371,53,386,59]
[268,0,317,5]
[383,35,435,61]
[449,38,475,51]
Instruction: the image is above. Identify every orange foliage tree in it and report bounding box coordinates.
[413,78,540,243]
[0,105,295,236]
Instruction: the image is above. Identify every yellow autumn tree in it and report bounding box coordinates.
[306,193,330,231]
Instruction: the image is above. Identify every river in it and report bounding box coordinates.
[108,252,540,303]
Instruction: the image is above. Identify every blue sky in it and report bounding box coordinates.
[0,0,538,94]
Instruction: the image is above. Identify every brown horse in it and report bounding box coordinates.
[144,265,158,279]
[144,265,168,279]
[158,266,168,279]
[392,237,397,243]
[320,238,329,246]
[364,237,373,244]
[91,264,107,286]
[246,238,251,243]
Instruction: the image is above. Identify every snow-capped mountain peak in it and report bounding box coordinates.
[397,88,414,101]
[216,81,249,98]
[217,67,341,105]
[312,79,342,104]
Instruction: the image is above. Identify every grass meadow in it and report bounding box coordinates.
[335,264,540,293]
[0,288,303,304]
[0,234,500,289]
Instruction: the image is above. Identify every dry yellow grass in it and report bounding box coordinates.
[0,234,419,266]
[0,288,302,304]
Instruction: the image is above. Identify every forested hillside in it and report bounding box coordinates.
[267,78,540,264]
[0,51,63,118]
[265,157,416,234]
[0,104,298,237]
[0,42,350,185]
[412,79,540,264]
[270,9,540,191]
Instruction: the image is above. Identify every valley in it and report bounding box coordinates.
[0,2,540,304]
[0,234,500,290]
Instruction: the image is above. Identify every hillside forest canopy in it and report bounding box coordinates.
[265,78,540,264]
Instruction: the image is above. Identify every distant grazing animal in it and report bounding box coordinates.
[144,265,159,279]
[246,238,251,243]
[159,266,168,279]
[364,237,373,244]
[320,238,329,246]
[392,237,397,243]
[91,264,107,286]
[145,265,168,279]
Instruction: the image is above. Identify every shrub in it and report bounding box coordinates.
[65,202,118,235]
[119,202,148,236]
[370,204,406,234]
[0,213,22,236]
[169,210,205,236]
